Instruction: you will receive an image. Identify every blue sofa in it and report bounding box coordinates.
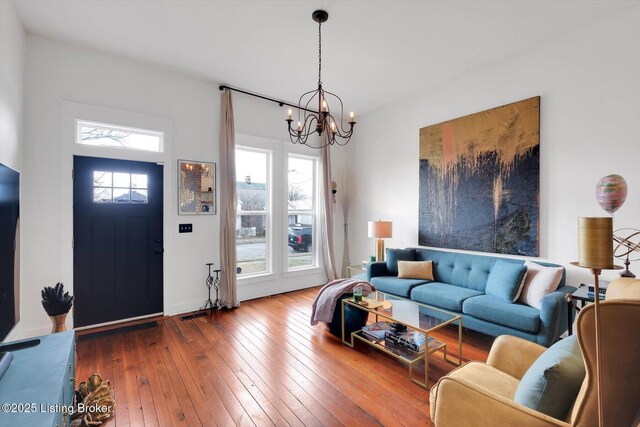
[366,248,575,347]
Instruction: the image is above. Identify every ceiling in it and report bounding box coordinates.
[12,0,639,114]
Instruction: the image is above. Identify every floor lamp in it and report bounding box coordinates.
[368,220,392,262]
[571,217,620,427]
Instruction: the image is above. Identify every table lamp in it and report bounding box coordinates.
[571,217,620,427]
[368,220,392,262]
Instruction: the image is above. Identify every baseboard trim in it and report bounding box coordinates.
[75,313,165,335]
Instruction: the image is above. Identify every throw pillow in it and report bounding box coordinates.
[518,260,564,310]
[386,248,416,276]
[397,260,434,280]
[485,260,527,303]
[514,336,586,420]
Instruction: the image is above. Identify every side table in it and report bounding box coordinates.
[565,283,607,336]
[347,263,366,278]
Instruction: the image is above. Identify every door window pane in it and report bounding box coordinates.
[131,174,148,189]
[93,171,112,187]
[113,188,130,203]
[93,188,112,203]
[113,172,130,188]
[131,189,148,204]
[236,148,270,276]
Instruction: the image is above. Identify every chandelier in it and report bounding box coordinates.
[286,10,356,148]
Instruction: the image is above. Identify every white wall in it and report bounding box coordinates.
[16,35,342,339]
[0,0,24,171]
[348,6,640,286]
[0,0,25,342]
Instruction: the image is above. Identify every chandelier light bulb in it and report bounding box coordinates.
[287,109,292,119]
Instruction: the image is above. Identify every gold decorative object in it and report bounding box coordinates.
[49,313,68,333]
[571,216,621,427]
[613,228,640,278]
[577,217,614,269]
[72,373,116,426]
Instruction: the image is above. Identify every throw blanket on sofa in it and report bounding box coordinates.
[310,278,376,326]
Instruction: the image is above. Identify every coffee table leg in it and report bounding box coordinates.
[424,347,429,388]
[409,354,428,389]
[341,300,356,348]
[458,321,462,366]
[443,321,463,367]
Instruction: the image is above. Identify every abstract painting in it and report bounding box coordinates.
[418,97,540,256]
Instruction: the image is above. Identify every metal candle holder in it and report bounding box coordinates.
[201,263,223,313]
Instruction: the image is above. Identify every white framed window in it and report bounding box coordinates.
[287,155,318,270]
[235,147,271,277]
[76,120,164,153]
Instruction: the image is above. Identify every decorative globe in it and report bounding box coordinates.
[596,174,627,214]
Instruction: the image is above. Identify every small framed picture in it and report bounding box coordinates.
[178,160,216,215]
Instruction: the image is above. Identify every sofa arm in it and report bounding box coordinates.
[366,261,388,280]
[431,376,569,427]
[538,285,576,346]
[486,335,547,380]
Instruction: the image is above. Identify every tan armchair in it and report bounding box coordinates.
[430,278,640,427]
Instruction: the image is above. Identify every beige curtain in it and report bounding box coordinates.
[219,90,239,308]
[321,141,338,281]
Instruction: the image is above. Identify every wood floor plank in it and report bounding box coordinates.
[110,335,131,427]
[171,317,260,427]
[75,286,493,427]
[163,318,237,426]
[193,315,321,427]
[182,319,285,426]
[139,328,195,426]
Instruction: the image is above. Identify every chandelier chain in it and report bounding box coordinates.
[318,20,322,86]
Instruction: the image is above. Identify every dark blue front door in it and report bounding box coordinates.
[73,156,163,327]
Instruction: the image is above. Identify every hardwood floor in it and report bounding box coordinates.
[75,287,494,426]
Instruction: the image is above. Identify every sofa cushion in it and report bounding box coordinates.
[462,295,540,333]
[398,260,434,280]
[485,260,527,303]
[370,276,428,298]
[410,283,483,312]
[518,260,564,309]
[386,248,416,276]
[415,249,496,291]
[514,335,585,420]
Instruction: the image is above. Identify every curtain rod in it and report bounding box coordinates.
[219,84,318,114]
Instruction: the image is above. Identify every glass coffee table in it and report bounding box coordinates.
[341,291,462,388]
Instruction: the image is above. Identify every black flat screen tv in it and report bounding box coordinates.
[0,163,19,345]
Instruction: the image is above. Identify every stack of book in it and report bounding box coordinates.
[583,281,609,300]
[361,321,393,343]
[384,323,435,357]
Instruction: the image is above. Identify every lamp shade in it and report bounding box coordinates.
[368,220,392,239]
[578,217,614,269]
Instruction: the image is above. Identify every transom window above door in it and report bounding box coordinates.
[77,120,163,152]
[93,171,148,204]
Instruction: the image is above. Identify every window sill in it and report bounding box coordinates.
[237,266,325,287]
[237,272,275,286]
[283,266,324,278]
